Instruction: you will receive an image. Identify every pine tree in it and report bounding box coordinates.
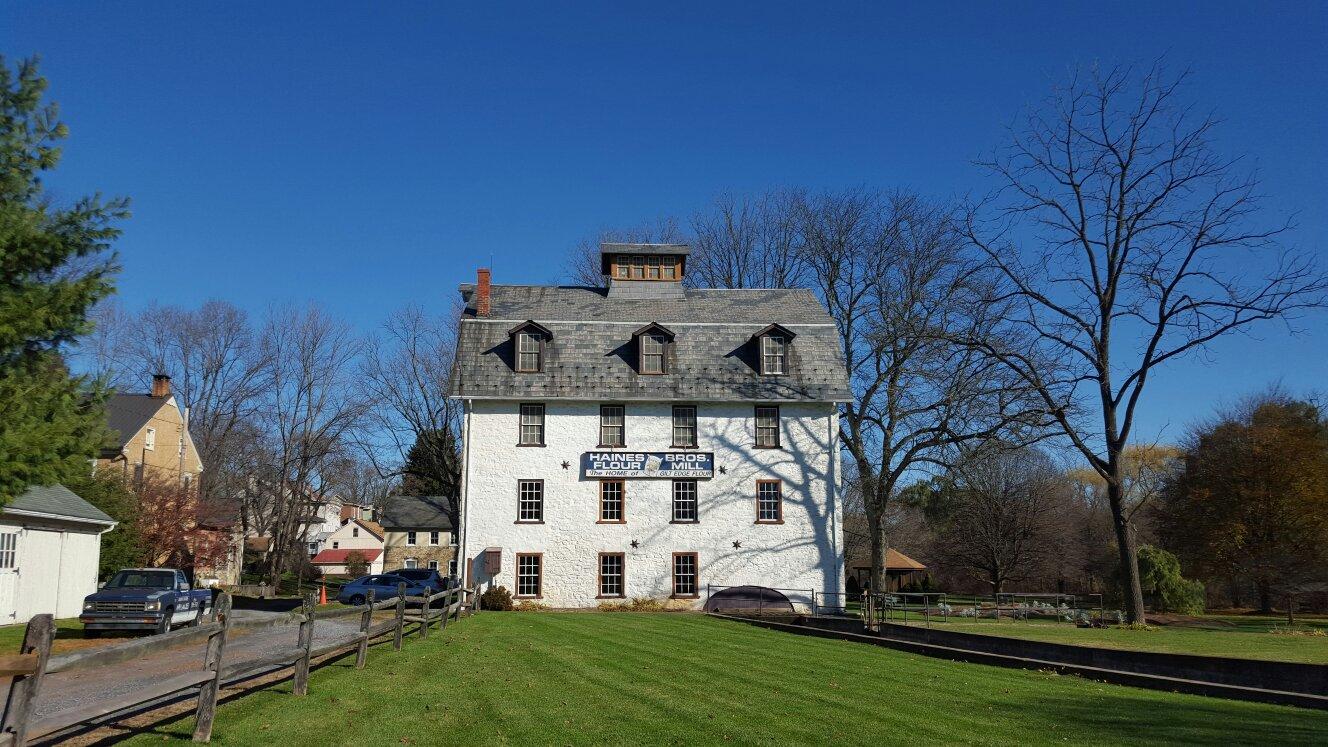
[0,56,126,503]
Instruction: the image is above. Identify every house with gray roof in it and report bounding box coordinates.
[1,484,116,624]
[449,243,848,609]
[98,374,204,488]
[379,496,457,576]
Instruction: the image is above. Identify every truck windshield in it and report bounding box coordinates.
[106,570,177,589]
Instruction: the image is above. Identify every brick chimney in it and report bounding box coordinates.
[151,374,171,398]
[476,268,491,317]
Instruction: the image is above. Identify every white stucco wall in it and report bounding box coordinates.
[0,518,104,623]
[460,400,842,609]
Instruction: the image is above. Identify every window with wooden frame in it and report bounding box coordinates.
[515,553,542,598]
[672,480,698,523]
[672,552,699,597]
[516,330,544,372]
[598,552,625,598]
[612,254,679,280]
[672,405,697,448]
[755,405,781,448]
[406,531,416,545]
[598,480,625,523]
[761,335,787,375]
[599,405,625,447]
[756,479,783,524]
[517,479,544,523]
[518,403,545,445]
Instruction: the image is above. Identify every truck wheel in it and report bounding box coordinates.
[156,609,173,635]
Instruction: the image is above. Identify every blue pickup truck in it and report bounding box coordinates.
[80,568,213,635]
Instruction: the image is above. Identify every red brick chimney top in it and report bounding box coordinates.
[476,268,491,317]
[151,374,171,398]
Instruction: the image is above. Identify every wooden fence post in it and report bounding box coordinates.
[0,613,54,747]
[193,593,232,743]
[292,591,316,696]
[439,588,451,632]
[393,582,406,651]
[420,587,432,639]
[355,589,374,669]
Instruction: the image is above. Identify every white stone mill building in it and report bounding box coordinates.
[449,244,849,608]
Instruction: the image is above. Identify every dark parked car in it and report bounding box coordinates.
[390,568,455,592]
[80,568,212,635]
[336,573,434,606]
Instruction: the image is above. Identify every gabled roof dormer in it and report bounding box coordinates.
[751,324,796,376]
[632,322,675,375]
[508,320,552,373]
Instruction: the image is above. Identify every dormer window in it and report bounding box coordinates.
[762,335,786,374]
[752,324,796,376]
[508,321,553,373]
[632,322,675,375]
[612,254,679,280]
[641,334,666,373]
[517,331,542,372]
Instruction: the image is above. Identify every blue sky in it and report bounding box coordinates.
[6,1,1325,444]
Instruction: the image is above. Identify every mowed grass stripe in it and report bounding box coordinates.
[123,613,1328,746]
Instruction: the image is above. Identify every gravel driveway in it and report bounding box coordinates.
[2,611,373,737]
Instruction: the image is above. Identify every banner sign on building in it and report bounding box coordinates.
[581,452,714,479]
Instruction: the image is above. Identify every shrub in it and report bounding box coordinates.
[481,585,514,611]
[1138,546,1205,615]
[515,600,551,612]
[598,597,665,612]
[343,551,368,579]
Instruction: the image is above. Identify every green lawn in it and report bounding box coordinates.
[129,612,1326,745]
[884,616,1328,664]
[0,617,138,654]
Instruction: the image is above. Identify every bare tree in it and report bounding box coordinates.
[88,300,268,531]
[689,190,807,289]
[966,63,1327,621]
[357,304,464,519]
[259,304,364,583]
[928,447,1066,597]
[563,217,685,286]
[801,189,1044,594]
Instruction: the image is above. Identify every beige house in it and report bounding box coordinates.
[310,518,385,576]
[379,496,456,577]
[98,375,204,487]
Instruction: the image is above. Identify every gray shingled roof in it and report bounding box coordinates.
[448,285,851,402]
[600,242,692,256]
[104,393,169,453]
[379,496,455,531]
[6,484,116,525]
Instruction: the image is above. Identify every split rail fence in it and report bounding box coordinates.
[0,583,478,745]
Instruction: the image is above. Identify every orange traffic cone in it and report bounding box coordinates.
[319,581,328,605]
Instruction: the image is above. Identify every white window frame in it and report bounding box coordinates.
[404,558,417,569]
[761,335,787,375]
[430,530,440,545]
[144,427,156,451]
[407,531,417,546]
[519,403,545,446]
[672,406,697,448]
[516,331,543,372]
[672,480,698,523]
[755,405,781,448]
[517,480,544,523]
[428,560,439,570]
[599,405,625,447]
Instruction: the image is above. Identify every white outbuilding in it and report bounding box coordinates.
[0,484,116,624]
